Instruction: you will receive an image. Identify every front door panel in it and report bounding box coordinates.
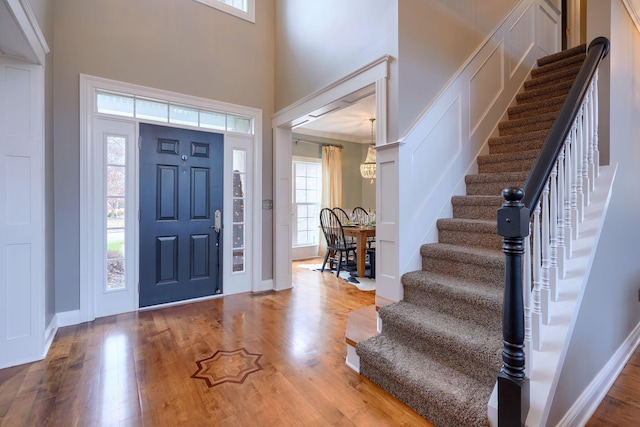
[139,124,223,307]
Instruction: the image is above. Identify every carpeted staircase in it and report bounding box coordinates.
[355,45,587,427]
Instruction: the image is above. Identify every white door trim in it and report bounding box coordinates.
[79,75,263,322]
[271,55,389,291]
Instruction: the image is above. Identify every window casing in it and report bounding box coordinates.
[193,0,255,23]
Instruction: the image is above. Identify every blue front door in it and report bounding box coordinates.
[139,123,224,307]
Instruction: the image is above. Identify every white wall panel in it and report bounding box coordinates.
[4,67,30,139]
[538,3,561,56]
[6,244,31,339]
[470,45,504,135]
[509,3,536,78]
[6,156,31,225]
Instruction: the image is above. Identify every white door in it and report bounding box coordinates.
[0,59,45,368]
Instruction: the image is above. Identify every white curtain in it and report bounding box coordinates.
[319,145,343,255]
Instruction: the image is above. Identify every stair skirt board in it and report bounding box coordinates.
[355,45,588,426]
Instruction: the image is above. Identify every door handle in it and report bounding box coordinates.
[213,210,221,233]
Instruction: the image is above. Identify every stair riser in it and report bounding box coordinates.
[524,69,580,91]
[438,229,502,250]
[498,118,554,136]
[466,180,524,196]
[403,283,501,330]
[489,138,545,155]
[508,101,564,120]
[359,362,491,427]
[532,53,585,77]
[516,82,572,104]
[422,256,503,285]
[379,315,501,385]
[452,204,500,221]
[478,157,536,174]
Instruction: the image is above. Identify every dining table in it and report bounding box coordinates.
[342,225,376,278]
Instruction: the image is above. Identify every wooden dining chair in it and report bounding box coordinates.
[351,206,369,224]
[320,208,357,277]
[352,206,375,248]
[333,207,350,224]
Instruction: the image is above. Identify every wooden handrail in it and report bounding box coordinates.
[497,37,610,427]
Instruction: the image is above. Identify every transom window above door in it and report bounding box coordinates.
[96,90,254,135]
[192,0,255,22]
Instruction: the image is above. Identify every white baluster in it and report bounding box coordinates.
[594,70,600,178]
[549,163,559,301]
[523,233,533,376]
[541,180,551,325]
[587,81,596,192]
[575,107,585,223]
[532,202,542,351]
[556,146,566,278]
[570,118,580,240]
[582,92,591,207]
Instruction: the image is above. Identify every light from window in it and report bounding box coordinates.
[292,159,322,247]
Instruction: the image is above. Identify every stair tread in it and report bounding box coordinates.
[403,270,503,302]
[382,301,501,345]
[421,242,503,259]
[536,44,586,67]
[465,171,529,183]
[478,149,540,163]
[357,335,494,425]
[499,110,557,129]
[437,217,496,231]
[451,195,504,205]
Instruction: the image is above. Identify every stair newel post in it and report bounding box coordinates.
[497,187,530,427]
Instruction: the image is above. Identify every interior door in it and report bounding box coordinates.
[139,124,223,307]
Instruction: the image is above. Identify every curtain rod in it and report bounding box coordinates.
[293,139,344,149]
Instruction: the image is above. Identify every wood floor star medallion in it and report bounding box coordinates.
[192,348,263,387]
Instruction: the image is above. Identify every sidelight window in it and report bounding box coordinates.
[106,135,127,291]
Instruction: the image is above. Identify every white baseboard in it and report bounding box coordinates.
[557,321,640,427]
[56,309,82,327]
[254,279,273,293]
[43,316,58,357]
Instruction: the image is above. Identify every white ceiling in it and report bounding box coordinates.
[294,93,376,144]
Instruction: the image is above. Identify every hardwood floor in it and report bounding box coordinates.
[0,258,637,426]
[586,346,640,426]
[0,259,433,427]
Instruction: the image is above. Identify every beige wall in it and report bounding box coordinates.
[274,0,399,138]
[396,0,519,136]
[52,0,275,311]
[548,1,640,423]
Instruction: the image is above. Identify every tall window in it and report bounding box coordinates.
[106,135,126,291]
[292,158,322,247]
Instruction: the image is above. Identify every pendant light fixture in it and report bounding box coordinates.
[360,118,376,183]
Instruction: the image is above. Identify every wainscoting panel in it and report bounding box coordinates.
[509,2,536,78]
[538,2,561,56]
[470,43,504,135]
